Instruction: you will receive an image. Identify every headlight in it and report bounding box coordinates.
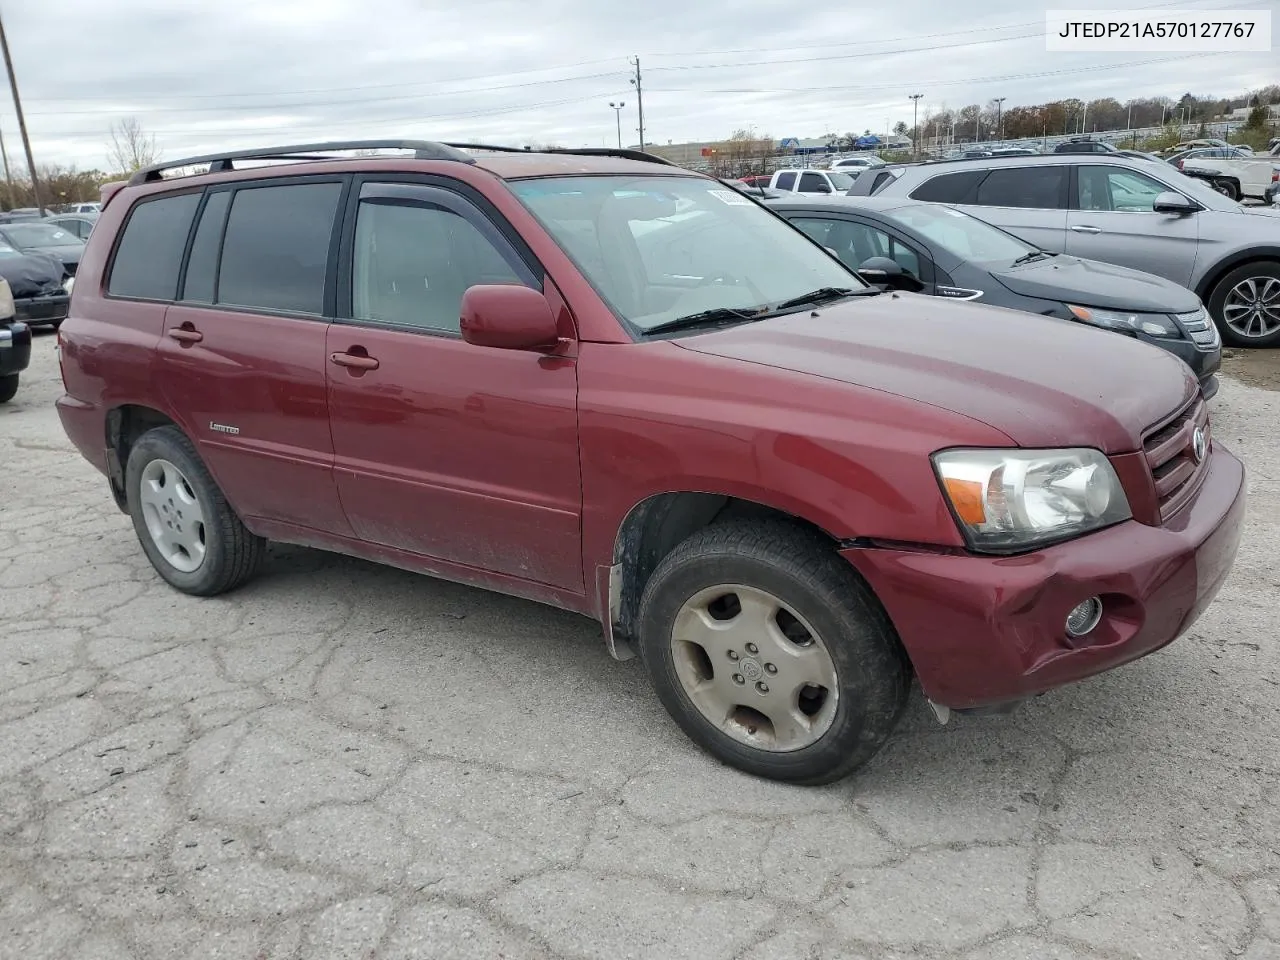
[63,276,75,295]
[1066,304,1179,338]
[933,448,1132,552]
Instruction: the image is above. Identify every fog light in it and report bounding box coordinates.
[1065,597,1103,637]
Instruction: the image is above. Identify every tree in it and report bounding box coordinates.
[892,121,908,137]
[1246,103,1270,128]
[958,104,981,140]
[107,117,160,173]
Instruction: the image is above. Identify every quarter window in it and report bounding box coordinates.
[107,193,201,300]
[909,170,985,204]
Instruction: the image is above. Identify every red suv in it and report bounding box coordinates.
[57,140,1246,784]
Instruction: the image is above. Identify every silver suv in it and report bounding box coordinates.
[849,154,1280,347]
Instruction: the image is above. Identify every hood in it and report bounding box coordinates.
[0,253,66,298]
[39,244,83,263]
[991,255,1201,313]
[674,293,1196,453]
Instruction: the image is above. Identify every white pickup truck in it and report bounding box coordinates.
[1181,143,1280,201]
[769,168,858,195]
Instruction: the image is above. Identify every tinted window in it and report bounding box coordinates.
[1076,166,1168,212]
[974,166,1066,209]
[181,191,231,302]
[910,170,985,203]
[799,172,830,193]
[107,193,200,300]
[775,172,796,190]
[794,217,921,276]
[352,198,524,333]
[217,182,341,314]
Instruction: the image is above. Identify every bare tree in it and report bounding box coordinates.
[107,117,160,173]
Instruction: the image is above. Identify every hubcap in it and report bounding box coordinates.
[1223,276,1280,340]
[138,459,206,573]
[669,584,839,753]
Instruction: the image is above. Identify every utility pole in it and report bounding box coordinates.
[608,101,625,150]
[994,97,1006,143]
[0,9,43,215]
[0,124,14,209]
[908,93,922,158]
[628,57,646,150]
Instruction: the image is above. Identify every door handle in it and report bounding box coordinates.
[329,351,380,371]
[1070,225,1102,234]
[167,327,203,344]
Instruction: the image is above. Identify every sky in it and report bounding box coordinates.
[0,0,1276,173]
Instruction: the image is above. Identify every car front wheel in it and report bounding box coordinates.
[0,374,17,404]
[125,426,265,596]
[637,520,911,785]
[1209,262,1280,348]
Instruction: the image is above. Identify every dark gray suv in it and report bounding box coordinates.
[849,154,1280,347]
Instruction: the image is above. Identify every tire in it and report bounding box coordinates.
[1213,179,1239,201]
[1207,261,1280,348]
[124,426,265,596]
[0,375,17,404]
[636,519,911,785]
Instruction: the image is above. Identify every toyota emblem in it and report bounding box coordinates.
[1191,426,1208,464]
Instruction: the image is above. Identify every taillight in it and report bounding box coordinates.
[1177,160,1184,170]
[1272,169,1279,183]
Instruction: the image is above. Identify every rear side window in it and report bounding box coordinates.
[775,171,796,190]
[107,193,201,300]
[216,182,342,315]
[973,166,1067,209]
[909,170,984,203]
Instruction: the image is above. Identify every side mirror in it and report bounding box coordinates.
[814,184,832,194]
[1153,191,1198,214]
[857,257,922,291]
[460,285,561,352]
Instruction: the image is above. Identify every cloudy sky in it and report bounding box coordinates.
[1,0,1275,172]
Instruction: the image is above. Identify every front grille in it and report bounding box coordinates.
[1174,307,1220,350]
[1143,396,1210,522]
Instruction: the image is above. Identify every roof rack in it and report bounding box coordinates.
[443,142,679,167]
[127,140,477,185]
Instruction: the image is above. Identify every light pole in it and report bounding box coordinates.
[608,101,625,149]
[908,93,923,158]
[994,97,1006,144]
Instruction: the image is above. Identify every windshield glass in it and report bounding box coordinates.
[826,171,856,190]
[0,224,82,248]
[509,175,864,332]
[887,204,1035,264]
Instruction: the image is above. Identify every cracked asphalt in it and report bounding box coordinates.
[2,333,1279,960]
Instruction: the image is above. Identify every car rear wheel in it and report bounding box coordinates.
[1212,179,1239,201]
[0,375,17,404]
[1209,262,1280,348]
[636,520,911,785]
[125,426,265,596]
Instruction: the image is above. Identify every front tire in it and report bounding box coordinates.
[125,426,265,596]
[1208,261,1280,348]
[636,520,910,785]
[0,374,17,404]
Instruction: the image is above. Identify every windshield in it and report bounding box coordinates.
[826,171,856,190]
[0,224,82,248]
[887,204,1035,265]
[510,175,865,332]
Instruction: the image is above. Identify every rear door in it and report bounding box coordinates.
[1065,164,1200,286]
[155,177,353,535]
[961,165,1070,253]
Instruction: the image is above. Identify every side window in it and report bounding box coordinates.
[352,196,526,334]
[798,172,828,193]
[1077,166,1168,213]
[789,218,833,247]
[775,172,796,190]
[909,170,984,203]
[181,190,231,303]
[820,219,923,276]
[973,166,1067,209]
[107,192,201,300]
[217,182,342,315]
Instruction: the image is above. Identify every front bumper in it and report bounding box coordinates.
[1137,332,1220,389]
[0,321,32,376]
[15,294,70,327]
[843,445,1246,709]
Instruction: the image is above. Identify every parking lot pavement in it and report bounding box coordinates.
[2,333,1279,960]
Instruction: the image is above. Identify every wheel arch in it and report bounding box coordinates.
[1194,248,1280,303]
[104,404,181,512]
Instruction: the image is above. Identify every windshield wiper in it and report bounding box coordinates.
[644,307,763,336]
[1011,249,1056,266]
[768,286,878,311]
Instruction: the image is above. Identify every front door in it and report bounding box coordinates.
[1065,164,1202,287]
[326,180,583,591]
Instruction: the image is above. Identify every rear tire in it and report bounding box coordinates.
[0,375,17,404]
[636,519,910,785]
[1208,261,1280,348]
[125,426,265,596]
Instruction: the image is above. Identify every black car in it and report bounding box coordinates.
[1053,138,1118,155]
[0,281,33,404]
[766,195,1221,396]
[0,221,85,279]
[0,239,72,328]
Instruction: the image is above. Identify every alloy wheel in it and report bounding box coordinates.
[1223,276,1280,340]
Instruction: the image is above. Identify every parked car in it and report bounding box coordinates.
[990,147,1039,157]
[1113,149,1166,163]
[62,202,101,214]
[0,278,32,404]
[44,213,98,240]
[1053,138,1118,155]
[0,222,85,279]
[847,153,1280,347]
[1179,143,1280,202]
[738,175,772,189]
[1166,146,1253,170]
[0,238,73,328]
[830,155,886,174]
[1267,180,1280,207]
[960,149,993,159]
[766,194,1220,394]
[0,208,44,223]
[56,139,1245,785]
[769,168,857,195]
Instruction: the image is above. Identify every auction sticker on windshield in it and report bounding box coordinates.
[1045,9,1270,51]
[709,190,753,206]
